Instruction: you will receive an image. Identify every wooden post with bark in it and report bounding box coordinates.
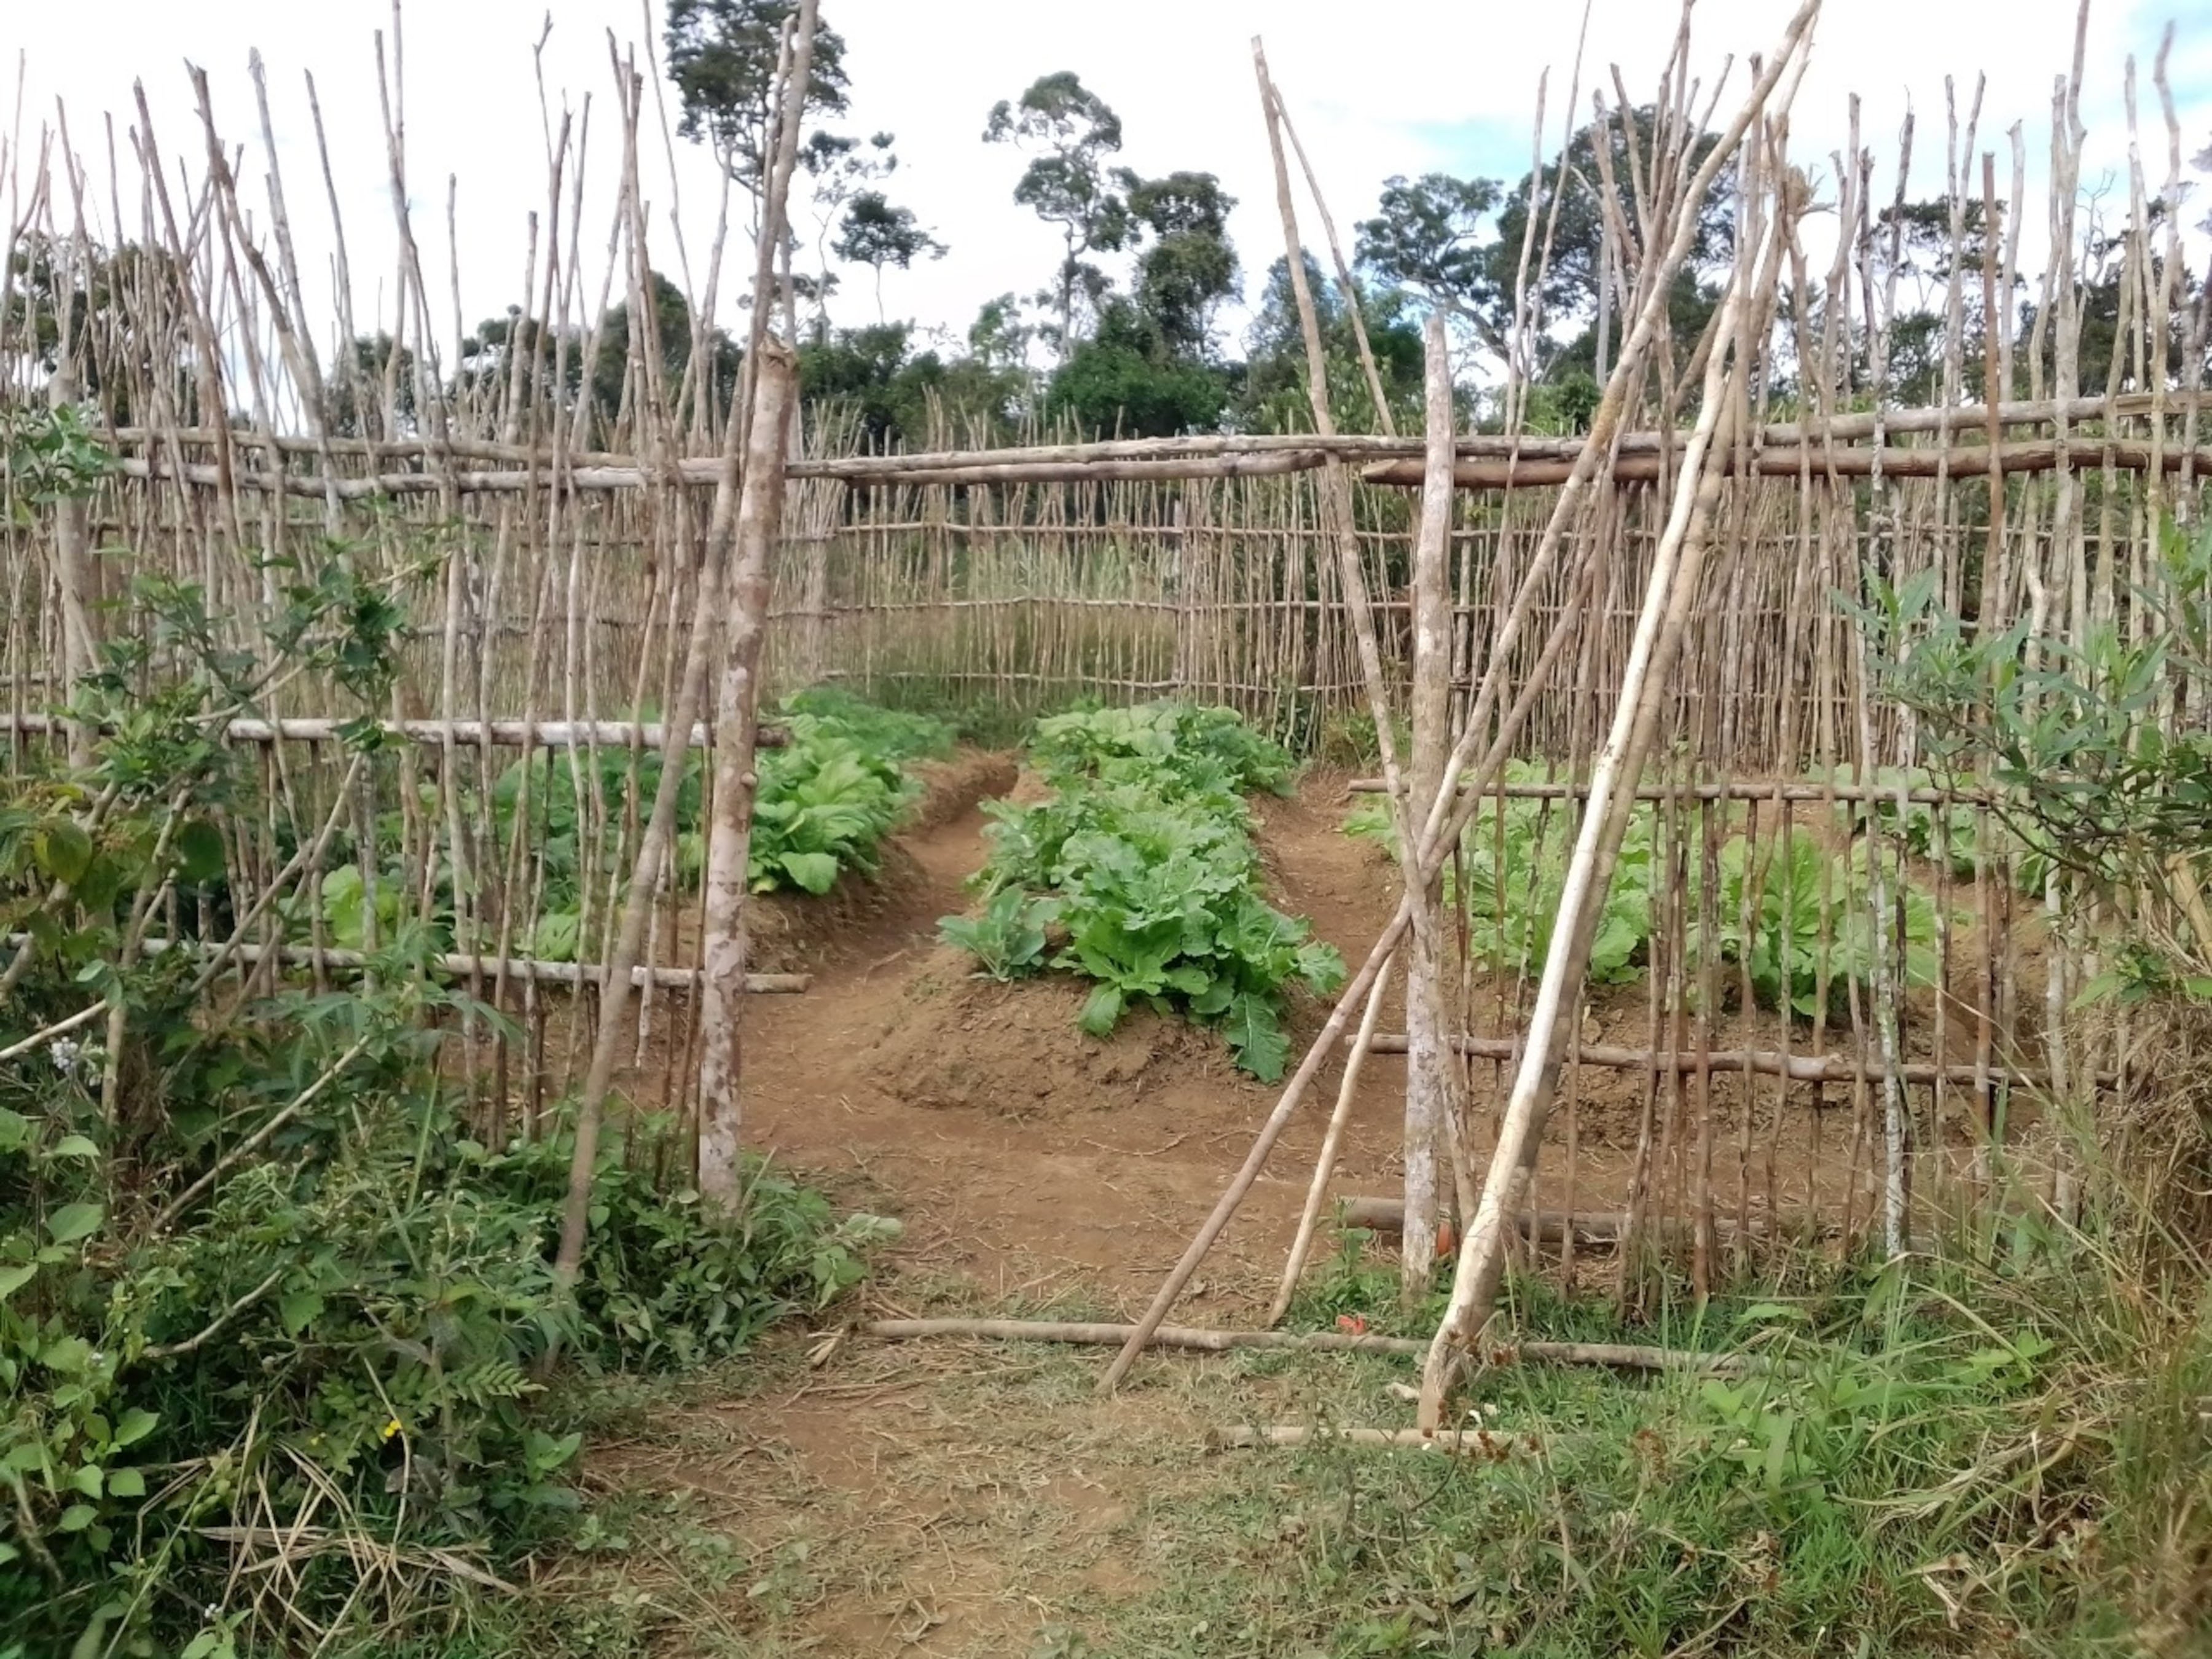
[553,0,818,1281]
[1403,312,1460,1301]
[697,343,797,1211]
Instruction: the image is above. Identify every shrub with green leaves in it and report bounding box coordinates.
[1346,769,1657,987]
[0,1002,888,1655]
[1693,830,1947,1018]
[0,480,889,1655]
[941,703,1344,1081]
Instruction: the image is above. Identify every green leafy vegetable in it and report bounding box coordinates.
[942,703,1343,1080]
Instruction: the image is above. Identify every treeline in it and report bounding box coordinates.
[4,0,2208,452]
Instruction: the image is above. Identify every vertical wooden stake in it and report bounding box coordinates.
[1404,311,1458,1305]
[698,343,797,1210]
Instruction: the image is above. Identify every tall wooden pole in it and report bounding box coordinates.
[554,0,817,1280]
[697,343,796,1210]
[1418,39,1814,1427]
[1405,310,1461,1297]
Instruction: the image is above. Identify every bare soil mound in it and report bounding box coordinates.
[858,949,1252,1118]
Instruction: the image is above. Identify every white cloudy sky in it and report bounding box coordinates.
[7,0,2210,371]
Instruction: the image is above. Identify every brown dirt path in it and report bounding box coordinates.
[578,758,1422,1658]
[739,758,1408,1319]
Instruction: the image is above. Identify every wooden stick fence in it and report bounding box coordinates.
[2,0,2200,1397]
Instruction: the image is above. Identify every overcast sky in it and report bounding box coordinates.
[7,1,2211,372]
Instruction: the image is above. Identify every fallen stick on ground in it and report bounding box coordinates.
[859,1318,1751,1374]
[1207,1424,1540,1456]
[865,1317,1419,1357]
[1333,1196,1834,1245]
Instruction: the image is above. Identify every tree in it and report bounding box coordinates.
[1239,251,1422,434]
[1488,106,1735,381]
[984,72,1129,360]
[796,128,896,332]
[798,321,1024,448]
[1046,301,1227,437]
[1355,172,1505,340]
[665,0,850,230]
[589,271,740,437]
[833,192,947,324]
[1116,170,1239,359]
[966,292,1035,370]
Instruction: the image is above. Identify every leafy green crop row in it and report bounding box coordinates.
[302,689,954,961]
[1347,764,1953,1018]
[940,704,1344,1080]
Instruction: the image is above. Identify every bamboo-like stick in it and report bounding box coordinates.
[121,936,807,995]
[1360,440,2212,488]
[1207,1426,1539,1454]
[1419,36,1812,1425]
[109,435,2212,500]
[1266,952,1396,1327]
[0,713,788,750]
[106,389,2194,472]
[1345,777,1993,803]
[1354,1033,2118,1092]
[865,1319,1745,1375]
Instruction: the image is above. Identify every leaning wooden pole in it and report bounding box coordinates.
[1266,949,1397,1326]
[1418,94,1805,1431]
[697,343,797,1211]
[1269,83,1397,436]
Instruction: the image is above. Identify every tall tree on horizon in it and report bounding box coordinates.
[834,191,947,323]
[665,0,851,236]
[984,71,1129,361]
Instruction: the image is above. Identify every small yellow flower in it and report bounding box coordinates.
[380,1418,402,1441]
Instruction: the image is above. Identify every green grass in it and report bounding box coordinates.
[369,1223,2211,1659]
[1102,1233,2212,1659]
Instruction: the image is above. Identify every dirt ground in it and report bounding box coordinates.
[573,755,2016,1656]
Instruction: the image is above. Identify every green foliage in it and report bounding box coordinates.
[1346,771,1654,987]
[798,321,1027,448]
[943,703,1343,1080]
[1045,324,1230,437]
[936,885,1056,981]
[1345,769,1950,1016]
[1862,527,2212,995]
[486,688,951,957]
[664,1,850,199]
[0,1059,884,1653]
[0,402,114,520]
[1124,1245,2211,1658]
[1025,701,1296,798]
[0,506,884,1653]
[1696,830,1946,1018]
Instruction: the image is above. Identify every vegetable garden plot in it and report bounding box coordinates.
[941,704,1346,1080]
